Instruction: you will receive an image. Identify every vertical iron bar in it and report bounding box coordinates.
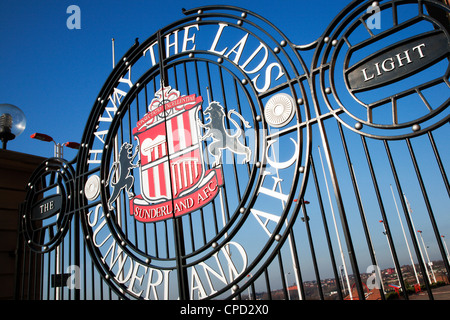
[301,200,324,299]
[286,228,306,300]
[405,138,450,281]
[278,252,289,299]
[33,250,38,299]
[337,123,385,300]
[194,60,219,237]
[153,223,159,258]
[164,221,170,258]
[174,218,190,300]
[82,236,87,300]
[361,136,408,298]
[428,131,450,197]
[309,154,343,299]
[74,210,81,300]
[316,120,365,299]
[250,282,256,300]
[46,248,51,299]
[384,139,434,300]
[157,29,189,300]
[264,268,272,300]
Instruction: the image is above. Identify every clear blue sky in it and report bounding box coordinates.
[0,0,340,159]
[2,0,449,290]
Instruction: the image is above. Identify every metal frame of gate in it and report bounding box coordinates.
[15,0,449,300]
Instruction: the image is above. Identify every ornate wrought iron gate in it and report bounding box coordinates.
[15,0,449,300]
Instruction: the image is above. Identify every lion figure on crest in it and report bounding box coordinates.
[106,143,139,210]
[197,101,252,167]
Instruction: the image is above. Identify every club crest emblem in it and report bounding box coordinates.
[106,86,252,223]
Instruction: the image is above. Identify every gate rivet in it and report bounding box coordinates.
[232,284,239,291]
[297,98,304,105]
[299,166,305,173]
[274,47,280,53]
[189,53,194,58]
[239,207,245,213]
[280,40,287,47]
[212,242,218,248]
[275,234,281,241]
[197,9,202,14]
[355,122,363,130]
[241,12,247,18]
[241,79,248,85]
[325,87,331,94]
[237,20,243,26]
[331,39,338,46]
[217,57,223,64]
[256,115,261,121]
[412,124,421,132]
[256,161,261,168]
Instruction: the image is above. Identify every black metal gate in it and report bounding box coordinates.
[15,0,449,300]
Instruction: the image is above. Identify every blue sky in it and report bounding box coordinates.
[0,0,340,159]
[2,0,449,295]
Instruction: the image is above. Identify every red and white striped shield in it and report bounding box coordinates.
[134,90,204,202]
[130,86,224,223]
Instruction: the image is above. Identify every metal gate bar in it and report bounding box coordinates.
[14,1,450,301]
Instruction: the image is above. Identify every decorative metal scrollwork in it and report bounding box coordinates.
[311,0,449,139]
[22,158,76,253]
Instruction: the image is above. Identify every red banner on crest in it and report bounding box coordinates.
[129,168,223,223]
[134,94,202,132]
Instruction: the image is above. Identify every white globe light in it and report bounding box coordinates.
[0,103,27,149]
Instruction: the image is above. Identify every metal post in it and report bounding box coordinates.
[318,146,352,299]
[418,231,437,283]
[442,236,450,266]
[390,185,420,285]
[404,193,431,285]
[380,220,402,288]
[156,30,189,300]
